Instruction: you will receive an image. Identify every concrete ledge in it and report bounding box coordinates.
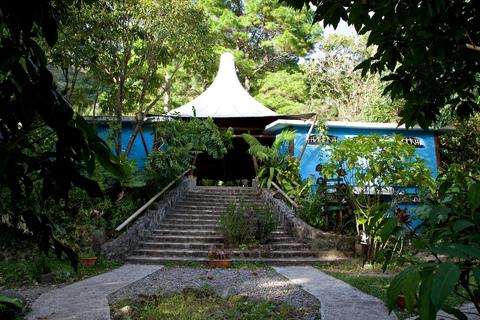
[102,176,197,260]
[259,189,355,257]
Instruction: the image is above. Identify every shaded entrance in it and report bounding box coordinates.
[195,135,275,182]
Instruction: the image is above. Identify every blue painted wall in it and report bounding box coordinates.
[275,124,439,226]
[287,126,439,183]
[94,123,156,170]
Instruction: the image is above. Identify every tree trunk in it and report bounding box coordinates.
[67,67,80,102]
[124,113,143,157]
[163,72,170,112]
[115,75,125,156]
[115,51,130,156]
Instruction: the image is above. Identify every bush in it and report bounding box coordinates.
[220,201,277,248]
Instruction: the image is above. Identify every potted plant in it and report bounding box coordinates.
[207,248,232,267]
[79,246,97,267]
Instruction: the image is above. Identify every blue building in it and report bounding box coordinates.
[265,119,449,228]
[264,119,443,180]
[87,116,156,170]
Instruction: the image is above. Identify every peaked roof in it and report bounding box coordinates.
[168,53,278,118]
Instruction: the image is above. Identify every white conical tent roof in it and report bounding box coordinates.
[168,53,277,118]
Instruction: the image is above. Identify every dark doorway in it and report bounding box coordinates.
[194,136,274,182]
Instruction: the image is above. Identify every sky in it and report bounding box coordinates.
[323,20,357,37]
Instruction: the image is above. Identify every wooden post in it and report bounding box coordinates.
[288,126,294,156]
[139,127,149,156]
[298,114,318,162]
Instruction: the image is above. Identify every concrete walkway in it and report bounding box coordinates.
[274,266,397,320]
[28,264,162,320]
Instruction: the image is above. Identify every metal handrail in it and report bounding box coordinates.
[115,169,191,231]
[270,181,299,209]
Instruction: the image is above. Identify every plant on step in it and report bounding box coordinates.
[379,166,480,320]
[207,248,229,260]
[220,201,277,248]
[322,135,434,262]
[243,131,308,202]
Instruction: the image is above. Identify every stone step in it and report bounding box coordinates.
[180,201,265,207]
[140,242,224,250]
[125,255,347,266]
[151,229,222,236]
[167,213,221,220]
[144,235,224,243]
[155,223,219,230]
[171,208,226,214]
[193,187,257,193]
[184,193,260,199]
[175,204,259,210]
[165,218,219,225]
[133,248,317,259]
[182,196,262,202]
[228,250,316,259]
[140,241,307,251]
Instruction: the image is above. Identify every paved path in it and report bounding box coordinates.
[274,266,397,320]
[28,264,162,320]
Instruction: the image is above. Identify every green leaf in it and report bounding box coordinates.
[431,263,460,311]
[468,183,480,210]
[452,219,475,233]
[432,243,480,259]
[0,295,22,309]
[472,267,480,286]
[387,264,421,311]
[379,216,400,242]
[418,269,435,320]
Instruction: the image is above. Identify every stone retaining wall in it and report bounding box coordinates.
[102,176,196,260]
[259,189,356,256]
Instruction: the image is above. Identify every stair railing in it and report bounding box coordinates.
[270,181,299,210]
[115,169,191,232]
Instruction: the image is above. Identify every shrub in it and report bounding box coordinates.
[380,166,480,319]
[220,202,251,246]
[220,201,277,248]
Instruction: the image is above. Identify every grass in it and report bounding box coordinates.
[0,255,122,289]
[112,287,317,320]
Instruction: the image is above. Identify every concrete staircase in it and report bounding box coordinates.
[126,186,340,265]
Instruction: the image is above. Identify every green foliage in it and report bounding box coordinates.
[0,0,126,265]
[53,0,215,155]
[439,119,480,174]
[301,34,400,122]
[180,0,321,110]
[323,135,434,261]
[220,202,277,247]
[381,167,480,319]
[298,188,353,233]
[0,255,121,289]
[243,131,309,202]
[0,295,24,320]
[255,70,308,114]
[282,0,480,128]
[146,118,232,188]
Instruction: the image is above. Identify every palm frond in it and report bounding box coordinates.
[242,133,270,162]
[272,130,295,151]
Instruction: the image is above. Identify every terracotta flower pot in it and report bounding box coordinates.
[208,259,232,268]
[79,256,97,267]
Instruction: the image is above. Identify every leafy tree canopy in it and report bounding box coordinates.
[301,34,400,122]
[195,0,322,93]
[282,0,480,128]
[0,0,125,264]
